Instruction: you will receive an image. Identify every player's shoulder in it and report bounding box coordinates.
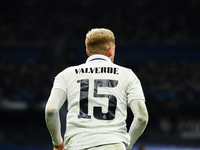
[114,63,133,73]
[113,63,138,79]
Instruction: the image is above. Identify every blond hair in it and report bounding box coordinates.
[85,28,115,54]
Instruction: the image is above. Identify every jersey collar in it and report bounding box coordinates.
[86,54,112,63]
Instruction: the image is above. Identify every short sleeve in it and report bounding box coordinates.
[126,69,145,104]
[52,71,68,95]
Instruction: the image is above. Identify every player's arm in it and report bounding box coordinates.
[45,88,66,150]
[127,99,148,150]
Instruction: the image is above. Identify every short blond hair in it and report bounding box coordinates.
[85,28,115,54]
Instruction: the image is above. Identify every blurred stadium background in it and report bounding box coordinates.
[0,0,200,149]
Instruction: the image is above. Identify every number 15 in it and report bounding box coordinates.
[77,79,118,120]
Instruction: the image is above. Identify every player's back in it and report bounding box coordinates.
[57,55,140,149]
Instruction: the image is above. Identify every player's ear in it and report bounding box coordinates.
[108,46,113,57]
[86,49,90,56]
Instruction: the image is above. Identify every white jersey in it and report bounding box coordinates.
[52,54,145,150]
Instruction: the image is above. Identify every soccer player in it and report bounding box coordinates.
[45,28,148,150]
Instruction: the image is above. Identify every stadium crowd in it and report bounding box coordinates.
[0,0,200,45]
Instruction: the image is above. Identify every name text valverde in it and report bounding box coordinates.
[75,67,119,74]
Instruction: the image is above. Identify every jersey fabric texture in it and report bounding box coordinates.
[52,54,145,150]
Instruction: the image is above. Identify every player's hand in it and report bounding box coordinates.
[53,141,65,150]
